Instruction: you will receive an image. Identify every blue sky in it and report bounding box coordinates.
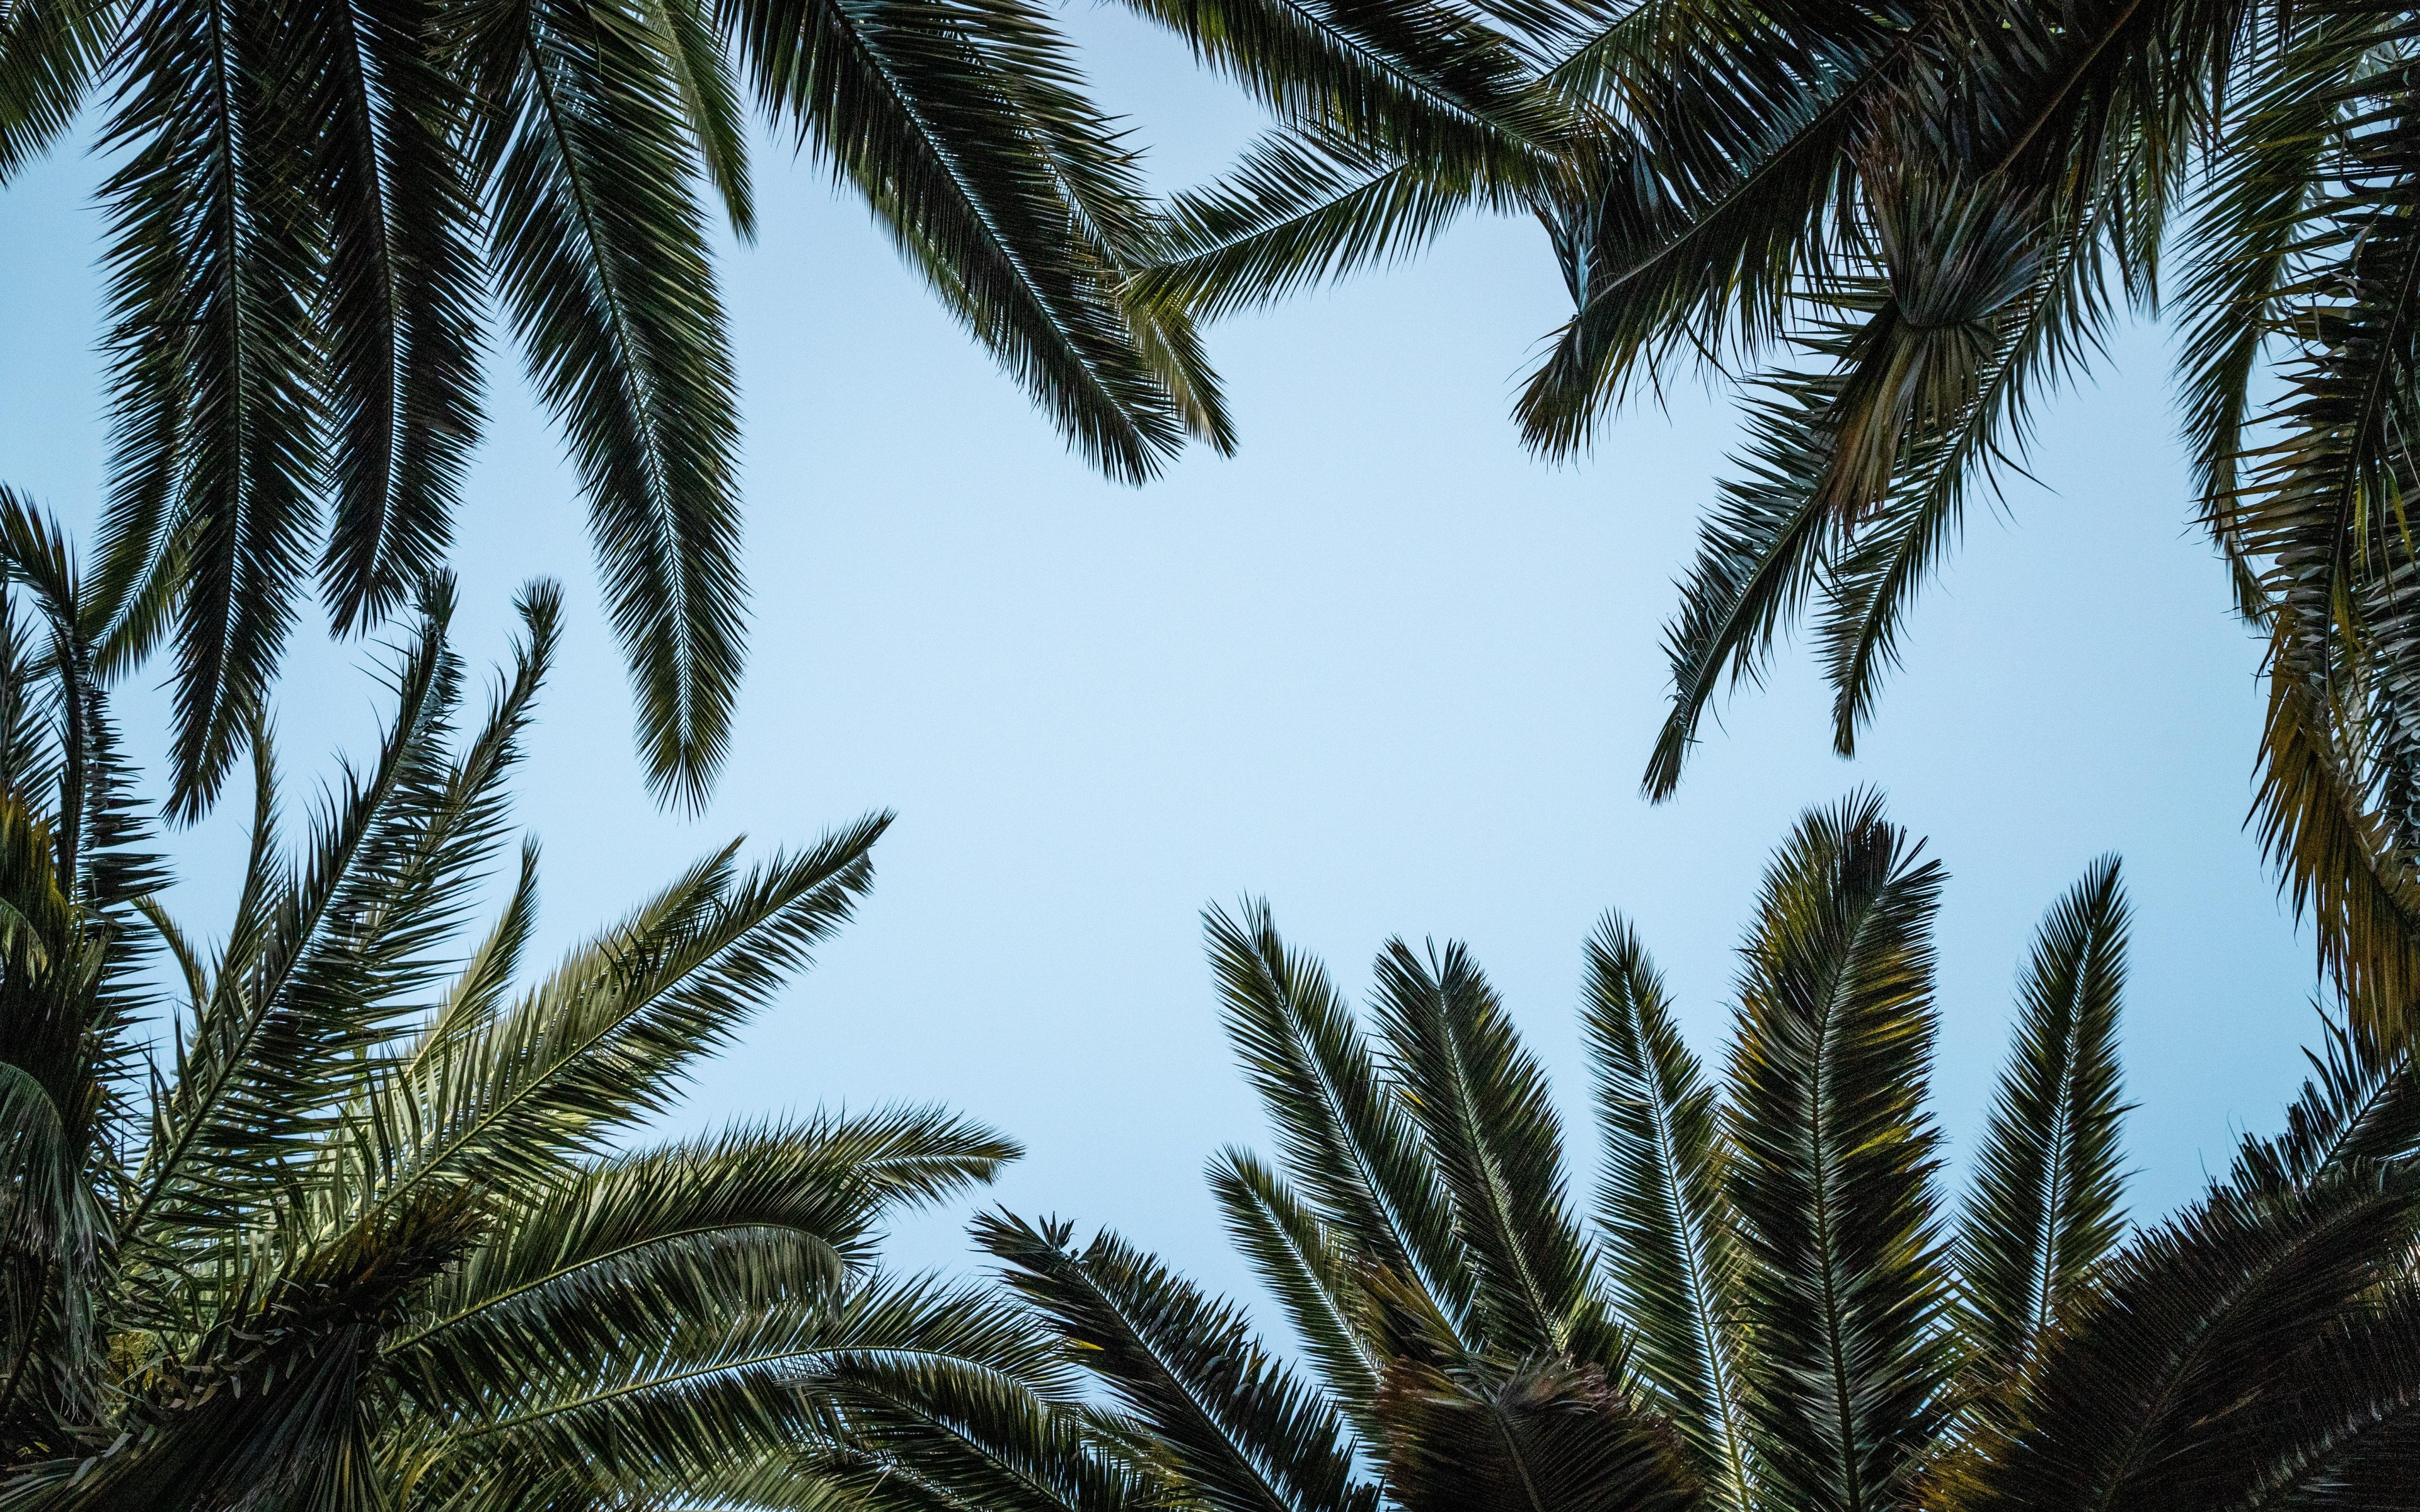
[0,6,2317,1299]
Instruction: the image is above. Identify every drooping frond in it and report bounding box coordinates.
[95,0,325,817]
[466,0,746,812]
[727,0,1218,483]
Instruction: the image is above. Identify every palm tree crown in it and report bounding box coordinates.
[0,0,1231,816]
[0,496,1051,1509]
[814,791,2420,1512]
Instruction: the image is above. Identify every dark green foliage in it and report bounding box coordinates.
[1957,857,2130,1372]
[1107,0,2420,1048]
[0,501,1025,1508]
[8,0,1224,815]
[820,792,2420,1512]
[1725,796,1953,1512]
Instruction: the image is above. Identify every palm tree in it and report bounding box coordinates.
[1102,0,2420,1049]
[0,0,1231,819]
[0,493,1051,1508]
[810,791,2420,1512]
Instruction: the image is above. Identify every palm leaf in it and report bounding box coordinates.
[468,0,745,812]
[1375,1354,1698,1512]
[1956,856,2131,1373]
[727,0,1211,483]
[1209,1146,1385,1430]
[1204,900,1474,1336]
[1580,912,1749,1512]
[95,0,325,817]
[977,1209,1379,1512]
[1370,935,1612,1367]
[1726,791,1955,1512]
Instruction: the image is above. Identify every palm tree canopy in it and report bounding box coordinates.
[812,791,2420,1512]
[1095,0,2420,1050]
[0,493,1044,1509]
[0,0,1231,818]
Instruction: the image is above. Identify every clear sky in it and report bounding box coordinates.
[0,6,2317,1302]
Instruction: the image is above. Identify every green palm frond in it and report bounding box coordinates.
[425,1268,1069,1512]
[1957,856,2131,1375]
[0,549,1021,1504]
[1133,134,1489,323]
[2230,1014,2420,1198]
[1642,358,1859,800]
[843,796,2420,1512]
[349,813,886,1215]
[1209,1147,1385,1431]
[978,1209,1379,1512]
[1370,936,1611,1367]
[1204,900,1473,1336]
[390,1111,1010,1410]
[1726,791,1955,1512]
[1110,0,1557,176]
[289,0,488,638]
[0,0,109,178]
[728,0,1217,484]
[808,1350,1159,1512]
[126,587,465,1256]
[95,0,325,820]
[468,0,746,813]
[1580,912,1748,1512]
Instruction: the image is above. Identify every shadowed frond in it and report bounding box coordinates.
[1371,936,1611,1366]
[978,1209,1379,1512]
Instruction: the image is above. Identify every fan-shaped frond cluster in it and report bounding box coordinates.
[814,791,2420,1512]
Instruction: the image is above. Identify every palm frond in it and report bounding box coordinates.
[1109,0,1557,175]
[1580,912,1749,1512]
[978,1209,1379,1512]
[1726,791,1955,1512]
[1375,1354,1698,1512]
[1130,133,1485,323]
[809,1350,1161,1512]
[95,0,326,818]
[1956,856,2131,1373]
[1204,900,1474,1337]
[1941,1166,2420,1512]
[728,0,1210,483]
[468,0,745,812]
[0,0,110,178]
[1370,936,1613,1367]
[1209,1147,1385,1430]
[354,814,887,1215]
[290,0,488,637]
[2230,1013,2420,1199]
